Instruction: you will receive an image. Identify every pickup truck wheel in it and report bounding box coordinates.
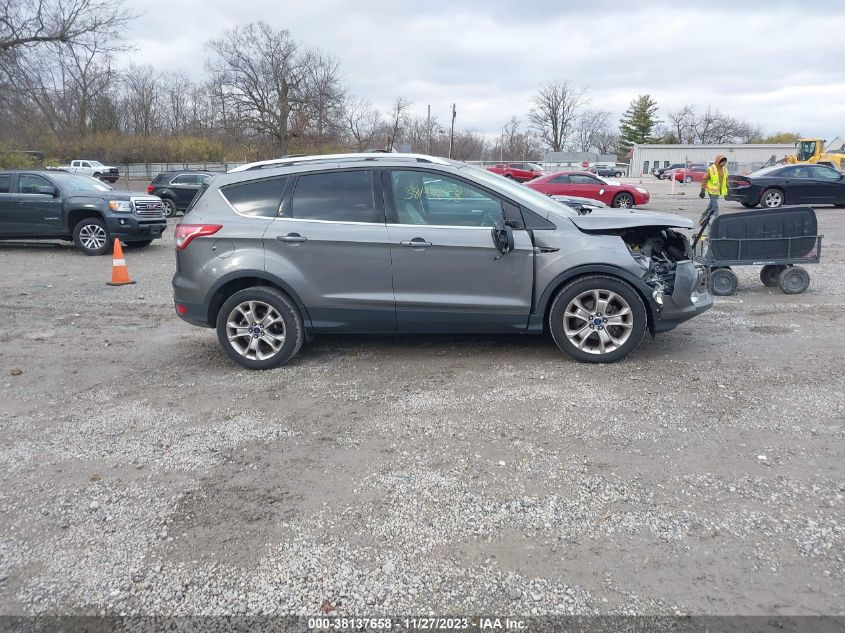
[216,287,304,370]
[549,275,647,363]
[72,218,112,256]
[161,198,177,217]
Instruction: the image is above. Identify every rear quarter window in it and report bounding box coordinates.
[220,177,287,217]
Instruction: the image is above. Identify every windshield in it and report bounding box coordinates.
[464,164,575,217]
[49,172,113,192]
[796,141,816,161]
[525,163,543,172]
[87,160,104,167]
[748,165,785,177]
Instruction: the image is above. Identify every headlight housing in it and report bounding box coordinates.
[635,187,648,194]
[108,200,132,212]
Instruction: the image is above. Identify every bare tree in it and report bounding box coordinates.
[123,64,159,138]
[0,0,133,52]
[572,109,611,152]
[299,51,345,150]
[528,81,588,152]
[386,96,411,151]
[344,96,382,151]
[205,22,307,155]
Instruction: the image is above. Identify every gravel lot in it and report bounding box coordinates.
[0,177,843,618]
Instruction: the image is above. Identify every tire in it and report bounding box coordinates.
[161,198,177,218]
[760,265,786,287]
[761,188,784,208]
[684,175,693,183]
[710,268,738,296]
[504,174,514,179]
[611,192,634,208]
[778,266,810,294]
[834,204,845,208]
[93,172,102,180]
[72,217,112,256]
[549,275,647,363]
[106,177,118,184]
[741,202,757,208]
[216,286,304,370]
[125,240,153,248]
[614,172,622,178]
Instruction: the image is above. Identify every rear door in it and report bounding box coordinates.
[0,174,14,235]
[169,174,203,208]
[8,173,64,235]
[263,169,395,333]
[385,168,533,333]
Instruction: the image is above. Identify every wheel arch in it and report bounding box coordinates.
[67,208,105,232]
[536,265,658,335]
[204,270,312,330]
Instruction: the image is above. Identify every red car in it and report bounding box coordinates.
[671,166,708,183]
[487,162,545,182]
[524,171,650,208]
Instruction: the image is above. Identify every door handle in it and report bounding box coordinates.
[277,233,307,243]
[400,239,432,248]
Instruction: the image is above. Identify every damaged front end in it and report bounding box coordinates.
[621,227,711,332]
[568,211,712,332]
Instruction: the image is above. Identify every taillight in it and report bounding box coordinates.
[174,224,222,250]
[733,178,751,187]
[147,184,154,194]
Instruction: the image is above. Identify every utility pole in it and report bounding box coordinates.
[427,104,431,155]
[448,103,456,159]
[500,125,505,162]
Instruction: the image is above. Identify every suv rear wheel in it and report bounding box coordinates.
[549,275,647,363]
[216,286,304,369]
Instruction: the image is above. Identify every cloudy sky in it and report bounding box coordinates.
[124,0,845,140]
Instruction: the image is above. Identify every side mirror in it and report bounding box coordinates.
[38,185,58,197]
[576,204,592,215]
[490,220,514,259]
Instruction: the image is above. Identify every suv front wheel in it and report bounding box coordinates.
[216,286,304,369]
[549,275,647,363]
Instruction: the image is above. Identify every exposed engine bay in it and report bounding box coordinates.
[622,227,693,295]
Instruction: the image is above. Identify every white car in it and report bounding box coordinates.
[50,160,120,183]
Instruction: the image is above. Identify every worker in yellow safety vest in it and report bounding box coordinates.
[698,154,728,225]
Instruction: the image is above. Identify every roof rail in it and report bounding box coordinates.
[228,153,452,173]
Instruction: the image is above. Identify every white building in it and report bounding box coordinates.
[630,144,796,177]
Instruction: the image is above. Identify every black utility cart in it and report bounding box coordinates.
[694,206,823,296]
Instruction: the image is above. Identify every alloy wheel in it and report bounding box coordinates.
[764,191,783,208]
[78,223,108,251]
[562,289,633,355]
[226,300,287,361]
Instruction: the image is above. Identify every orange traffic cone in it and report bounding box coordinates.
[106,239,136,286]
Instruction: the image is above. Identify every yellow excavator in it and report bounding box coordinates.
[784,138,845,169]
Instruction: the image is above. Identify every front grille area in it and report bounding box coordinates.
[132,197,165,218]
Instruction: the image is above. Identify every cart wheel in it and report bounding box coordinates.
[778,266,810,294]
[710,268,738,296]
[760,265,786,287]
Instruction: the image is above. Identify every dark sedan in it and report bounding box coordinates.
[727,164,845,208]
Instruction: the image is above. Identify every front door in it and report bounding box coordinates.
[263,169,395,333]
[8,173,64,235]
[386,168,533,333]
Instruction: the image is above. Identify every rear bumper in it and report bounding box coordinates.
[726,190,757,204]
[174,300,213,328]
[106,215,167,241]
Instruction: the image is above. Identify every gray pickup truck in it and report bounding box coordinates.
[0,170,167,255]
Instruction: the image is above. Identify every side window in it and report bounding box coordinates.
[18,174,53,194]
[290,170,374,222]
[810,165,840,180]
[391,170,503,227]
[220,177,286,217]
[172,174,198,185]
[549,175,570,184]
[81,162,90,168]
[0,175,10,193]
[570,174,600,185]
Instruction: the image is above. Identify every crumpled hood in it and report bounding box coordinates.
[569,209,694,230]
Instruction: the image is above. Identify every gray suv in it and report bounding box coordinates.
[172,154,711,369]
